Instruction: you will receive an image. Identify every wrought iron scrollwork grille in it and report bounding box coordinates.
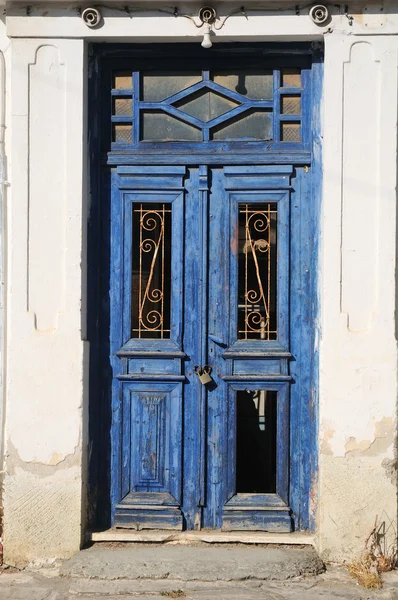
[238,203,278,340]
[132,204,172,339]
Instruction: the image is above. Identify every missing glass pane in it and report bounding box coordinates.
[238,203,277,340]
[132,204,171,339]
[236,390,277,493]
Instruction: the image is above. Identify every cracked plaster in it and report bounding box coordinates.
[321,417,395,458]
[5,438,81,477]
[344,417,395,457]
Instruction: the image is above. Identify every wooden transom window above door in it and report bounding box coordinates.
[110,67,307,148]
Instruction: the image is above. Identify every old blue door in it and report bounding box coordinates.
[92,44,321,533]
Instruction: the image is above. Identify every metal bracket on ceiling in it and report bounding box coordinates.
[198,6,217,25]
[81,6,102,28]
[309,4,330,25]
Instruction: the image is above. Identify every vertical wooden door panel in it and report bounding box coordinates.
[206,168,292,531]
[110,167,186,529]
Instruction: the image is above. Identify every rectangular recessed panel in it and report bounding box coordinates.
[114,98,133,116]
[238,203,277,340]
[341,42,380,331]
[212,110,272,141]
[233,359,281,375]
[137,393,166,484]
[212,70,273,100]
[113,124,132,143]
[280,122,301,142]
[114,71,132,90]
[281,95,301,115]
[29,46,66,332]
[236,390,277,493]
[141,112,201,142]
[132,203,172,339]
[281,68,301,88]
[128,358,175,375]
[117,381,183,526]
[142,71,202,102]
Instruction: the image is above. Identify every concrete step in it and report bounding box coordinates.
[60,543,324,583]
[3,562,398,600]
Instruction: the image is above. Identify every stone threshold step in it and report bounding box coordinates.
[89,529,315,546]
[61,544,324,582]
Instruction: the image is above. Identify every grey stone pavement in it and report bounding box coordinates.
[0,544,398,600]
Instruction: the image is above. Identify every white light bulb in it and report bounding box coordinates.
[201,24,212,49]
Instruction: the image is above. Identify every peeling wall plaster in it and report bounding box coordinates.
[5,439,81,476]
[321,417,395,459]
[344,418,394,457]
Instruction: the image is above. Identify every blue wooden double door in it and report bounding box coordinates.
[100,45,319,532]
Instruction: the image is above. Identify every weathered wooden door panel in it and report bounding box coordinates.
[110,166,186,529]
[204,167,292,531]
[115,382,183,529]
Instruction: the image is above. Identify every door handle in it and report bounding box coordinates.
[208,333,227,347]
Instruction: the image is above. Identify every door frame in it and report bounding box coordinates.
[87,42,323,534]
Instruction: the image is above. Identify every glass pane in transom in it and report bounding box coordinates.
[113,71,132,90]
[113,98,133,116]
[213,70,273,100]
[281,95,301,115]
[142,71,202,102]
[212,110,272,141]
[174,89,239,122]
[113,124,132,143]
[280,122,301,142]
[141,111,201,141]
[281,68,301,88]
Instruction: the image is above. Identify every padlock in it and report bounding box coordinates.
[196,366,212,385]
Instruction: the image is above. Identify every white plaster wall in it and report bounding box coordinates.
[3,37,88,566]
[1,2,397,565]
[319,33,398,562]
[0,15,10,510]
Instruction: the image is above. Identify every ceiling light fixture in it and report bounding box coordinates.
[198,6,217,49]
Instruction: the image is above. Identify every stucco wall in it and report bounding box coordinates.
[319,32,398,562]
[0,2,397,565]
[3,35,88,565]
